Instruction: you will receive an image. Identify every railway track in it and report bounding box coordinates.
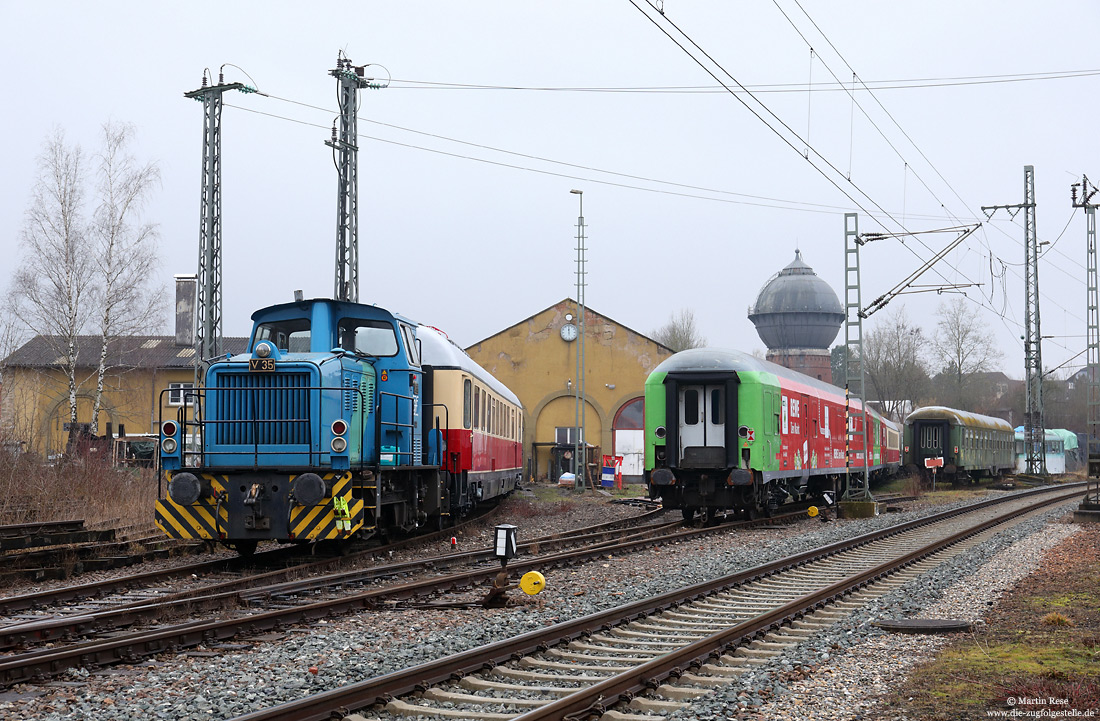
[0,500,829,684]
[221,483,1083,721]
[0,503,667,676]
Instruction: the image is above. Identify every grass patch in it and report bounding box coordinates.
[1041,612,1074,628]
[880,526,1100,718]
[0,452,157,528]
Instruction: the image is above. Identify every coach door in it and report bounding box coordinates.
[679,384,726,467]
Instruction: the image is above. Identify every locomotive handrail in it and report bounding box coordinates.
[423,403,450,468]
[378,390,416,465]
[157,384,370,482]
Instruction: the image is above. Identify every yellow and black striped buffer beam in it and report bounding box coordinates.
[289,471,364,540]
[155,473,229,540]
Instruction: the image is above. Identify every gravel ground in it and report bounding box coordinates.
[675,506,1083,720]
[0,486,1079,721]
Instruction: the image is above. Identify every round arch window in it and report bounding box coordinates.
[613,397,644,430]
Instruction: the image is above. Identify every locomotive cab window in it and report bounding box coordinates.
[338,319,399,357]
[254,318,311,352]
[399,324,421,366]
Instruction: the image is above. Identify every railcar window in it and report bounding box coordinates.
[337,319,399,357]
[473,386,480,430]
[463,380,472,429]
[683,390,699,425]
[481,390,486,430]
[254,318,311,352]
[711,389,722,425]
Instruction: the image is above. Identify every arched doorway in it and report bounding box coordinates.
[612,397,644,482]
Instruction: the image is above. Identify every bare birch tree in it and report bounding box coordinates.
[88,122,162,433]
[652,308,706,352]
[8,125,161,437]
[9,130,93,428]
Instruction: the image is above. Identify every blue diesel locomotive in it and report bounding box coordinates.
[154,298,523,554]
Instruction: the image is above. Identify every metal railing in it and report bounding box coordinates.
[159,384,367,470]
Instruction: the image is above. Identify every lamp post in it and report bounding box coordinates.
[570,189,586,490]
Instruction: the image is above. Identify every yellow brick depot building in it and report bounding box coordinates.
[1,335,246,455]
[465,299,673,484]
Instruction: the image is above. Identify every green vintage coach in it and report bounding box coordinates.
[903,406,1015,483]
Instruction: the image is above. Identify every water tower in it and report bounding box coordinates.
[748,250,844,383]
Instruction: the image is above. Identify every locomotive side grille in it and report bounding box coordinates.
[212,371,312,445]
[343,377,375,414]
[343,377,357,413]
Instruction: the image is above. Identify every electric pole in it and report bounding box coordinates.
[842,213,872,501]
[570,189,587,491]
[185,70,255,386]
[983,166,1046,475]
[1071,175,1100,518]
[326,52,385,303]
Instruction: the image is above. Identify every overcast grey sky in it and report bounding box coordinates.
[2,1,1097,380]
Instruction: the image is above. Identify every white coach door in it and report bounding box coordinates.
[679,385,726,459]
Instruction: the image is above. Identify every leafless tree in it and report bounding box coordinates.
[651,308,707,352]
[930,297,1003,408]
[88,122,162,434]
[8,130,94,428]
[8,125,161,437]
[862,306,930,421]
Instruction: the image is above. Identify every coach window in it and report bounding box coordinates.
[463,380,472,429]
[481,390,487,430]
[683,390,699,425]
[711,389,723,425]
[473,386,481,430]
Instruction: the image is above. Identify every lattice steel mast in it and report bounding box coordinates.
[326,53,385,303]
[185,71,253,385]
[843,213,872,500]
[983,166,1045,475]
[571,189,587,490]
[1071,175,1100,512]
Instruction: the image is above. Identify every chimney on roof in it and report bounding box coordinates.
[174,275,197,347]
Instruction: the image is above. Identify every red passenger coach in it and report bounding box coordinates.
[418,326,523,506]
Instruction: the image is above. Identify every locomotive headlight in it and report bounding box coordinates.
[654,426,667,439]
[256,342,272,358]
[162,437,178,454]
[331,436,348,453]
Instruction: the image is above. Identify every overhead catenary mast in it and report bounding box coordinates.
[184,69,255,385]
[1071,176,1100,520]
[983,166,1045,476]
[326,52,386,303]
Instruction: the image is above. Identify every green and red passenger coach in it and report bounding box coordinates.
[645,348,900,521]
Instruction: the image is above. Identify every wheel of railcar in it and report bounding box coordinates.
[681,507,696,524]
